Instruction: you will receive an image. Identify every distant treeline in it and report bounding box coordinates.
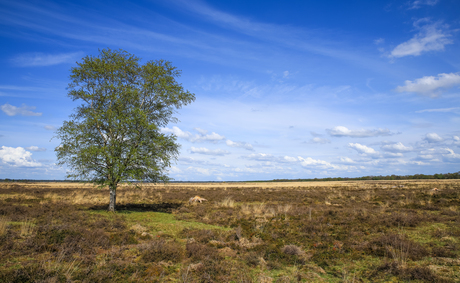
[1,171,459,183]
[270,171,460,182]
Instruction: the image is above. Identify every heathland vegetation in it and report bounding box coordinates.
[0,180,459,282]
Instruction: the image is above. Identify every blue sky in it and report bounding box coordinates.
[1,0,460,181]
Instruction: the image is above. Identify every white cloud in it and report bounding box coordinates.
[442,148,460,162]
[44,125,56,131]
[339,157,355,164]
[348,143,379,155]
[389,21,452,58]
[298,156,335,169]
[11,52,81,67]
[1,103,42,116]
[395,72,460,97]
[424,133,443,143]
[381,142,413,153]
[279,156,297,163]
[186,166,212,175]
[0,146,42,167]
[194,127,208,135]
[408,0,439,9]
[384,152,404,158]
[190,147,229,156]
[298,156,353,171]
[309,137,331,144]
[25,146,46,152]
[226,139,254,150]
[327,126,393,138]
[162,126,225,143]
[454,136,460,145]
[244,153,274,161]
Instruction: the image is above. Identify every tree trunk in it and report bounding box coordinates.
[109,184,117,212]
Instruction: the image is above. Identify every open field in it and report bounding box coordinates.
[0,180,459,282]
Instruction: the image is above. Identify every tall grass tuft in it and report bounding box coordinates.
[220,197,235,208]
[20,219,35,237]
[0,217,9,236]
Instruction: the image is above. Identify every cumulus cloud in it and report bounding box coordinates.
[244,153,274,161]
[11,52,81,67]
[327,126,393,138]
[1,103,42,116]
[162,126,225,143]
[190,147,229,156]
[226,139,254,150]
[348,143,379,155]
[298,156,335,169]
[389,21,452,58]
[44,125,56,131]
[381,142,413,153]
[0,146,42,167]
[395,72,460,97]
[424,133,443,143]
[25,146,46,152]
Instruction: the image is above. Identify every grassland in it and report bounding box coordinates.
[0,180,459,282]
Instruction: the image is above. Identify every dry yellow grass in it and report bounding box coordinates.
[2,178,458,190]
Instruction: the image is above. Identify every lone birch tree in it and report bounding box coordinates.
[55,49,195,211]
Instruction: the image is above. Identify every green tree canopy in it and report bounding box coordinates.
[55,49,195,211]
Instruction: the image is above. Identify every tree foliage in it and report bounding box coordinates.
[55,49,195,210]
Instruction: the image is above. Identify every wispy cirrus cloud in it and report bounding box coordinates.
[308,137,331,144]
[389,20,452,58]
[226,140,254,150]
[327,126,394,138]
[190,147,229,156]
[395,72,460,97]
[442,148,460,162]
[244,153,274,161]
[408,0,439,10]
[162,126,225,143]
[416,107,460,113]
[25,146,46,152]
[0,103,42,116]
[11,52,82,67]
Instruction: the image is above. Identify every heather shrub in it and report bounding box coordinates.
[186,242,220,262]
[142,239,184,263]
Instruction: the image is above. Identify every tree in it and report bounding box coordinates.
[55,49,195,211]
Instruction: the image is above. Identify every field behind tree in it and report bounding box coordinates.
[0,180,459,282]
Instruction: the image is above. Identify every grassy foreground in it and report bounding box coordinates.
[0,180,459,282]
